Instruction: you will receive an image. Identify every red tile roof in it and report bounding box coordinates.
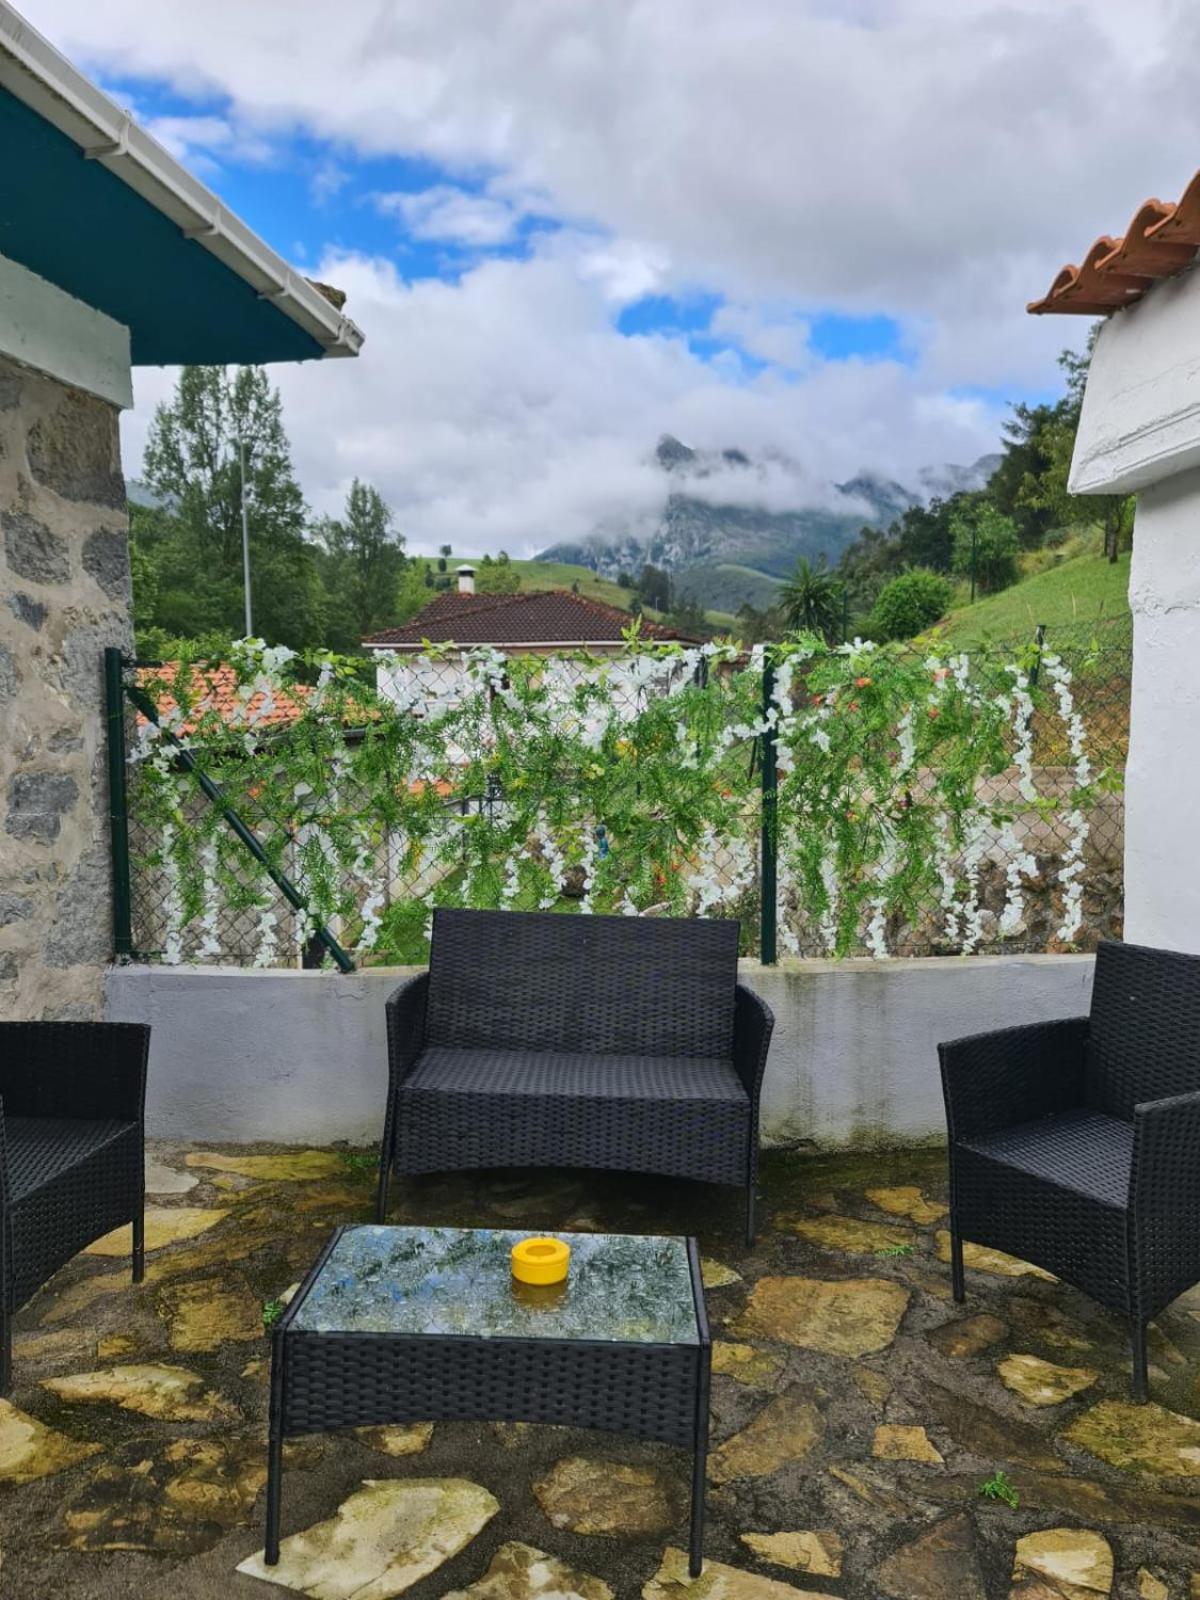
[135,663,309,732]
[1029,173,1200,316]
[362,588,696,647]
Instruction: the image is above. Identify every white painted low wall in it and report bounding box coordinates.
[105,954,1095,1149]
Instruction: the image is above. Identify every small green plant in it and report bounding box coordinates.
[978,1469,1019,1508]
[262,1298,285,1331]
[340,1151,379,1174]
[875,1243,915,1258]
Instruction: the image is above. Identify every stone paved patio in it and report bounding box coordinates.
[4,1144,1200,1599]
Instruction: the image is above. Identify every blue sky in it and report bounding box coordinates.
[112,73,917,387]
[39,0,1151,552]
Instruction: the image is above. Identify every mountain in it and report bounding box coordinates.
[537,437,998,613]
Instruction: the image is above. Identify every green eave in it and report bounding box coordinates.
[0,85,326,366]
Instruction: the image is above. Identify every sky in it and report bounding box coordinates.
[22,0,1200,556]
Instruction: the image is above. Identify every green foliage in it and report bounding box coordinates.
[779,558,843,641]
[977,1470,1019,1509]
[951,503,1020,596]
[866,570,953,642]
[875,1244,914,1258]
[129,632,1096,966]
[774,637,1017,956]
[637,563,672,611]
[315,479,409,651]
[261,1299,285,1330]
[476,560,521,594]
[141,365,324,650]
[339,1151,380,1174]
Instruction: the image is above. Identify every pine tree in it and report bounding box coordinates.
[141,366,323,647]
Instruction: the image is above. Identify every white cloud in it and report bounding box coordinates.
[126,238,1001,558]
[62,0,1200,548]
[375,185,522,247]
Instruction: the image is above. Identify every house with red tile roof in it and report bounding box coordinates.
[360,566,696,654]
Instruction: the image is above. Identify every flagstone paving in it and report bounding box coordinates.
[7,1144,1200,1597]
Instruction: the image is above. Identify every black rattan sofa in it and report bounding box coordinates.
[0,1021,148,1391]
[377,908,773,1241]
[939,939,1200,1400]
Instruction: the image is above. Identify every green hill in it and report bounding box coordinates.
[938,541,1131,649]
[447,557,734,630]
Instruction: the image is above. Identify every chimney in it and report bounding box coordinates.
[456,564,476,596]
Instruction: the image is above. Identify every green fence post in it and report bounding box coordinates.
[104,647,134,960]
[124,677,356,974]
[759,653,778,965]
[1029,622,1047,690]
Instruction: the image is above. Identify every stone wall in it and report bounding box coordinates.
[0,351,131,1018]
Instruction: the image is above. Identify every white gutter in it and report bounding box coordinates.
[0,2,363,358]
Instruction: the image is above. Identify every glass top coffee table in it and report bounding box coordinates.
[264,1225,712,1575]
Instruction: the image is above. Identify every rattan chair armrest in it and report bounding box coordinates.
[0,1022,148,1122]
[732,984,774,1105]
[384,972,430,1089]
[1131,1088,1200,1211]
[938,1016,1089,1141]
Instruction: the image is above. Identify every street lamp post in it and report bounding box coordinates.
[240,437,253,637]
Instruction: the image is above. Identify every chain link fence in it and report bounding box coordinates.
[116,618,1130,968]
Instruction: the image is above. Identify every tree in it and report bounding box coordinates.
[1015,340,1132,564]
[141,366,324,648]
[636,563,672,612]
[779,557,843,641]
[950,503,1020,597]
[316,479,407,651]
[476,560,521,594]
[734,600,784,645]
[866,570,953,642]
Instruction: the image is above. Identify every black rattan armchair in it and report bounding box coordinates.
[0,1021,148,1391]
[377,908,773,1242]
[940,939,1200,1400]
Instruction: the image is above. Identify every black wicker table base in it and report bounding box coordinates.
[266,1224,712,1576]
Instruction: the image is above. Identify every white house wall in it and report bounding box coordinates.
[1070,269,1200,955]
[106,953,1094,1147]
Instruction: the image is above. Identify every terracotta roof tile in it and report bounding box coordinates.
[136,663,309,732]
[1029,177,1200,316]
[362,587,697,647]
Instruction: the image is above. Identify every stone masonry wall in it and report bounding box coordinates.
[0,351,131,1018]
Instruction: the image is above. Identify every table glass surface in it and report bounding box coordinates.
[289,1225,699,1345]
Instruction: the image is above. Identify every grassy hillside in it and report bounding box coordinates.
[450,557,734,630]
[939,540,1131,649]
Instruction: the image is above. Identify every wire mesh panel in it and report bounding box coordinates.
[121,622,1130,968]
[774,619,1130,957]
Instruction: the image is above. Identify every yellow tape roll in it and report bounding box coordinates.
[511,1236,570,1285]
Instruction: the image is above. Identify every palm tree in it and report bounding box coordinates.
[779,557,843,641]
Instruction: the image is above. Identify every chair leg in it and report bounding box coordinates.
[132,1208,145,1285]
[950,1228,966,1304]
[0,1306,9,1397]
[744,1177,756,1248]
[1131,1321,1149,1403]
[375,1151,392,1223]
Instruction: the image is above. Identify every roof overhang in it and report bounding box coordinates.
[0,2,363,366]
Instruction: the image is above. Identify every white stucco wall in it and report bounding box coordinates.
[105,954,1095,1148]
[1071,269,1200,953]
[1121,470,1200,951]
[0,251,132,409]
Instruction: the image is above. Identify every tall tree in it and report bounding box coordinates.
[780,557,843,641]
[141,365,323,647]
[317,479,408,650]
